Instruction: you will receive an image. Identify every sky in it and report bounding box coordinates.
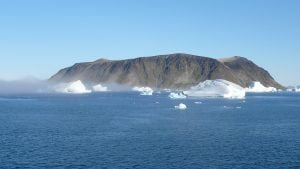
[0,0,299,86]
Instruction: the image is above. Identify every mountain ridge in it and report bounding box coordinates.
[49,53,283,89]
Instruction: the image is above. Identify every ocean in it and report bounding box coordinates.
[0,92,300,168]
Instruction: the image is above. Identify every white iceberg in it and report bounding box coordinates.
[184,79,246,99]
[175,103,187,110]
[54,80,91,94]
[286,86,300,92]
[92,84,108,92]
[247,81,277,93]
[163,88,172,93]
[132,86,153,95]
[168,92,187,99]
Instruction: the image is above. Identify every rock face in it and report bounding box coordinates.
[219,56,282,89]
[49,53,283,89]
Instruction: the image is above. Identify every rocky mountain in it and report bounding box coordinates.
[49,53,283,89]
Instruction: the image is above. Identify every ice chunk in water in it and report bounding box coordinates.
[247,81,277,92]
[92,84,108,92]
[54,80,91,94]
[132,86,153,95]
[168,92,187,99]
[175,103,187,110]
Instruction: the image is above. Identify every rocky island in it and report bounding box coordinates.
[49,53,283,90]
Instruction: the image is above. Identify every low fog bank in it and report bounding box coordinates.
[0,78,297,95]
[0,79,50,94]
[0,79,134,94]
[50,80,134,94]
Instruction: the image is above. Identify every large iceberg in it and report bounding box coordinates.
[92,84,108,92]
[247,81,277,92]
[168,92,187,99]
[54,80,91,94]
[132,86,153,95]
[184,79,246,99]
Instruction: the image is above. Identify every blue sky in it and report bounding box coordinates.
[0,0,299,85]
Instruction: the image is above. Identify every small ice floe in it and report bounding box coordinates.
[175,103,187,110]
[155,101,159,104]
[92,84,108,92]
[236,106,242,109]
[163,88,172,93]
[246,81,277,93]
[132,86,153,95]
[168,92,187,99]
[54,80,91,94]
[194,101,202,104]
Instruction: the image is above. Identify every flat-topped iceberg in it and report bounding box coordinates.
[247,81,277,92]
[184,79,245,99]
[168,92,187,99]
[132,86,153,95]
[92,84,108,92]
[175,103,187,110]
[54,80,91,94]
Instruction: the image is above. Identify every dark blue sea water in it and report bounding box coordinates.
[0,92,300,169]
